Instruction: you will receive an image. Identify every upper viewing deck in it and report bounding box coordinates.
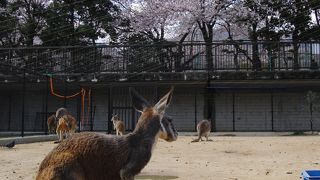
[1,41,320,83]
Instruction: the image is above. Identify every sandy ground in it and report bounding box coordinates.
[1,135,320,180]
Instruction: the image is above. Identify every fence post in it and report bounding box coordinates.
[64,79,67,108]
[194,88,197,132]
[107,86,113,134]
[77,92,81,132]
[45,76,49,135]
[232,93,235,132]
[271,92,274,131]
[21,70,26,137]
[8,94,12,131]
[90,89,93,131]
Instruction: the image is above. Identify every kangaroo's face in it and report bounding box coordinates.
[111,115,121,126]
[111,115,119,122]
[130,86,178,142]
[159,116,178,142]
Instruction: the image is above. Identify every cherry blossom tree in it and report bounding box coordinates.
[117,0,196,71]
[118,0,193,42]
[172,0,234,69]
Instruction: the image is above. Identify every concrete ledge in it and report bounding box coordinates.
[0,134,57,146]
[179,131,320,137]
[1,131,319,145]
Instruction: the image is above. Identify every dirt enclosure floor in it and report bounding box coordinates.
[1,135,320,180]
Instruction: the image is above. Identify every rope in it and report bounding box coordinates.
[49,76,90,130]
[50,77,82,98]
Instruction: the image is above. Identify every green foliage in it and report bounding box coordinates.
[0,0,318,47]
[0,10,18,46]
[40,0,121,46]
[279,0,312,40]
[8,0,46,46]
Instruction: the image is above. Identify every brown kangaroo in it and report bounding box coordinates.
[47,114,57,134]
[111,115,125,136]
[62,114,78,135]
[56,117,70,142]
[47,108,69,134]
[55,107,69,119]
[36,87,177,180]
[56,114,78,142]
[192,120,212,142]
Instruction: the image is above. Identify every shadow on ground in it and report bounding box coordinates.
[136,175,179,179]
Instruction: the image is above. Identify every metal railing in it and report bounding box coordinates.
[1,41,320,76]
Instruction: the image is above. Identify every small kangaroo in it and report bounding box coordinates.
[192,120,212,142]
[36,87,177,180]
[47,107,69,135]
[56,117,70,142]
[55,107,69,119]
[47,114,57,134]
[111,115,125,136]
[56,114,78,142]
[62,114,78,135]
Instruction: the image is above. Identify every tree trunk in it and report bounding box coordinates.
[234,52,239,71]
[292,31,300,70]
[175,33,188,72]
[250,25,261,71]
[293,42,299,70]
[205,43,213,70]
[268,50,275,71]
[198,21,214,71]
[252,41,261,71]
[315,10,320,26]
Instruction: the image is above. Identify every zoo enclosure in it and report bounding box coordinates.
[1,41,320,136]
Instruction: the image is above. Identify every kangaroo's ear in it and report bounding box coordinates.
[129,88,151,113]
[154,87,174,114]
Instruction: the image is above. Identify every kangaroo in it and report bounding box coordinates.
[62,114,78,135]
[47,108,69,134]
[36,87,177,180]
[55,114,78,142]
[111,115,125,136]
[55,107,69,119]
[56,117,70,142]
[192,120,212,142]
[47,114,57,134]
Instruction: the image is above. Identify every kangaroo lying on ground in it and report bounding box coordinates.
[111,114,125,136]
[36,87,177,180]
[192,119,212,142]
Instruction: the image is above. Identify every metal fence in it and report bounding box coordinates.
[1,41,320,78]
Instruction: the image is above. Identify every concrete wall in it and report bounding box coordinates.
[91,89,108,131]
[0,85,80,132]
[215,93,233,131]
[214,92,320,131]
[1,86,319,132]
[166,87,205,131]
